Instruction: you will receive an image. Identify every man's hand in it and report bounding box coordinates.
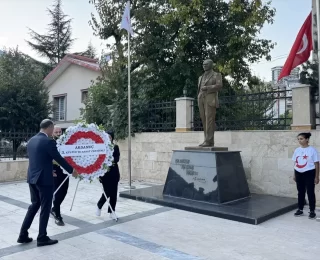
[72,169,79,178]
[53,170,57,177]
[315,177,319,185]
[200,86,208,91]
[293,175,296,182]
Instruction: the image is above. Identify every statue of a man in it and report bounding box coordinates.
[197,59,222,147]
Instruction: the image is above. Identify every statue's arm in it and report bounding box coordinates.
[206,73,223,93]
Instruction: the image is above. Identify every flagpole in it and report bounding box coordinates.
[128,30,132,188]
[121,1,135,189]
[316,0,320,127]
[127,25,135,190]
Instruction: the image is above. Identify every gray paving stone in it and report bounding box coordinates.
[0,179,320,260]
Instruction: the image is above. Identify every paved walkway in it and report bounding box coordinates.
[0,178,319,260]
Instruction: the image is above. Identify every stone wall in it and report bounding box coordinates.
[2,131,320,202]
[117,131,320,202]
[0,160,28,182]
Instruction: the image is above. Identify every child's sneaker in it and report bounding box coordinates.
[309,211,316,219]
[294,209,303,217]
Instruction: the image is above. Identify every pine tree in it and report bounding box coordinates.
[74,41,97,59]
[26,0,74,66]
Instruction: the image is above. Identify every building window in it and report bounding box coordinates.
[53,96,66,121]
[81,90,88,103]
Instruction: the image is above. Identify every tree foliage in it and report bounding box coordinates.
[300,60,319,119]
[83,57,149,139]
[206,77,275,131]
[85,0,276,138]
[300,60,318,90]
[0,48,51,158]
[26,0,74,66]
[74,41,98,59]
[0,48,51,131]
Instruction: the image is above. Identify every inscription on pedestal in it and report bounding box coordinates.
[164,151,219,203]
[163,150,250,204]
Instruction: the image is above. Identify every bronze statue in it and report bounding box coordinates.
[197,59,222,147]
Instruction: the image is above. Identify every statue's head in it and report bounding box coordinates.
[202,59,214,72]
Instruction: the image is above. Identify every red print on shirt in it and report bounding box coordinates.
[295,155,308,169]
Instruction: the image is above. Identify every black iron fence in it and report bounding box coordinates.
[0,130,37,160]
[142,101,176,132]
[0,90,294,155]
[193,89,292,131]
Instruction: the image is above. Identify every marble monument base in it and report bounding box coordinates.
[120,149,297,224]
[120,185,297,224]
[162,149,250,204]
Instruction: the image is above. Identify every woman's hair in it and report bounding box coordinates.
[107,130,115,142]
[298,132,312,139]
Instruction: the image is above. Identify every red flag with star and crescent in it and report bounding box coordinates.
[278,12,313,81]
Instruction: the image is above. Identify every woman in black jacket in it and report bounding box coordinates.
[96,130,120,220]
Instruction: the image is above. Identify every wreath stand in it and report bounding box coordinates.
[69,178,118,222]
[53,175,70,200]
[37,174,70,217]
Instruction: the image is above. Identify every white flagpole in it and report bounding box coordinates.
[121,1,135,189]
[316,0,320,126]
[127,29,133,189]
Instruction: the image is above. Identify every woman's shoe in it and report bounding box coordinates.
[95,206,101,217]
[109,212,118,221]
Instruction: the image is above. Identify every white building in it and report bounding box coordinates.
[271,66,300,87]
[271,66,299,118]
[44,54,101,129]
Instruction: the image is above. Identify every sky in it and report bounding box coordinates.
[0,0,312,81]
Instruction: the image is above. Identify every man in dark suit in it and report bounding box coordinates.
[17,119,78,247]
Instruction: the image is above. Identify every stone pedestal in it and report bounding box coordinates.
[163,150,250,204]
[175,97,194,132]
[291,84,314,130]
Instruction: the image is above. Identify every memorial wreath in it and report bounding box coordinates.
[56,123,114,182]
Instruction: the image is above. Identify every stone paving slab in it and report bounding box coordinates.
[0,201,78,249]
[0,178,320,260]
[0,179,162,225]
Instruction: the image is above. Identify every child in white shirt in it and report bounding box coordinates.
[292,132,319,219]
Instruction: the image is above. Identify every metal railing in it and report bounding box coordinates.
[0,130,37,160]
[142,101,176,132]
[192,89,292,131]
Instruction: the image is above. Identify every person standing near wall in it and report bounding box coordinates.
[292,132,319,219]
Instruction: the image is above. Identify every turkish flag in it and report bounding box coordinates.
[278,12,313,81]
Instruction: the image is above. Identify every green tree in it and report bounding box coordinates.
[300,60,319,121]
[0,48,51,159]
[300,60,318,89]
[74,41,98,59]
[83,56,149,139]
[278,110,292,129]
[26,0,74,66]
[85,0,276,138]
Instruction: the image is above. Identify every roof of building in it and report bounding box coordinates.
[44,54,100,87]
